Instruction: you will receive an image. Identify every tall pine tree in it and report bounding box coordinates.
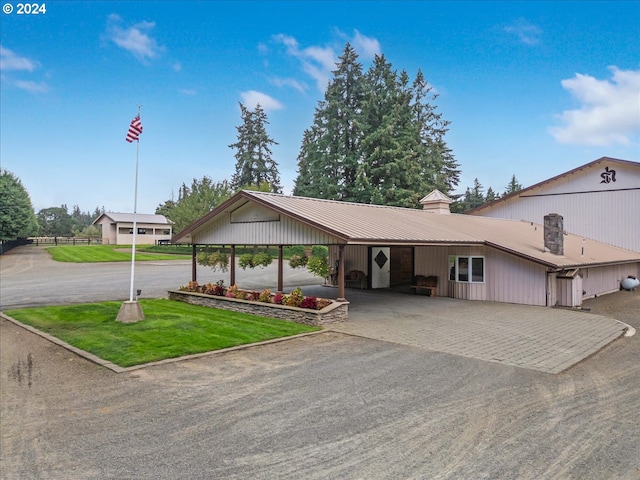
[293,44,459,207]
[230,103,282,193]
[294,44,364,200]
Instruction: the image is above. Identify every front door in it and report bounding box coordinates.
[370,246,391,289]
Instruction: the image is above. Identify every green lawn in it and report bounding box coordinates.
[4,299,319,367]
[46,245,191,262]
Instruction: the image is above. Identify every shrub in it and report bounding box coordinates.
[273,293,284,304]
[179,280,199,292]
[258,289,272,302]
[235,291,246,300]
[284,287,304,307]
[307,255,330,279]
[300,296,318,309]
[202,282,217,295]
[226,284,238,298]
[213,280,225,296]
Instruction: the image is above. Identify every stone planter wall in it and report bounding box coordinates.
[168,290,349,326]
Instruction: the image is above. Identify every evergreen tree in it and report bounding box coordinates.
[485,187,498,203]
[0,169,38,240]
[230,103,282,193]
[504,174,523,196]
[293,44,459,207]
[294,44,364,201]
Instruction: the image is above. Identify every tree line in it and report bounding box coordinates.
[0,169,104,240]
[2,43,524,242]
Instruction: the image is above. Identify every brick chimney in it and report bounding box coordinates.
[544,213,564,255]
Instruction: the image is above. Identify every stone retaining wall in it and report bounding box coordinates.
[168,290,349,326]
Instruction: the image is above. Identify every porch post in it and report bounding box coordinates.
[277,245,284,293]
[191,244,197,282]
[230,245,236,286]
[337,244,346,301]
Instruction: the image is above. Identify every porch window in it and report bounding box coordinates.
[449,256,484,283]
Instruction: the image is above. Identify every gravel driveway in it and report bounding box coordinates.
[2,246,639,479]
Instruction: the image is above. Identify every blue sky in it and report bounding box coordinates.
[1,1,639,214]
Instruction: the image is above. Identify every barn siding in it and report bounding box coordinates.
[194,214,339,246]
[480,190,640,252]
[581,263,640,299]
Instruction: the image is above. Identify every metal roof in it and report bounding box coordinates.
[93,213,172,225]
[173,190,640,269]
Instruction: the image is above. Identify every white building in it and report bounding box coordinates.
[93,213,173,245]
[468,157,640,253]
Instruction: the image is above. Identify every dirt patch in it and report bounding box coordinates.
[582,288,640,326]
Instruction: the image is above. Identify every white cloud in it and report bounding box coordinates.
[106,14,164,62]
[271,77,307,93]
[14,79,49,93]
[272,31,381,93]
[0,46,38,71]
[240,90,284,112]
[351,30,381,59]
[549,67,640,146]
[504,18,543,45]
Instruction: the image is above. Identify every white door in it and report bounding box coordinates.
[370,246,390,289]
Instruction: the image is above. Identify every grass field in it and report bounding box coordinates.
[46,245,191,263]
[5,299,319,367]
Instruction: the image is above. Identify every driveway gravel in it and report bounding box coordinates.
[1,245,639,479]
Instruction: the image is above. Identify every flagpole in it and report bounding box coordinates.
[129,124,140,302]
[117,105,145,323]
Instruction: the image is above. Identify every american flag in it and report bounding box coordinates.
[126,116,143,143]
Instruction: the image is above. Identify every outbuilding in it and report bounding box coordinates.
[93,212,173,245]
[171,190,639,308]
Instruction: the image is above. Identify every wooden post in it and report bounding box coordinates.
[277,245,284,293]
[337,244,346,301]
[230,245,236,286]
[191,244,197,282]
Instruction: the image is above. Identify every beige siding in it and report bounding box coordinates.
[581,263,640,299]
[194,215,339,246]
[329,245,369,275]
[480,190,640,252]
[414,246,449,296]
[485,249,548,306]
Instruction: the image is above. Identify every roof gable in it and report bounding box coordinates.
[469,157,640,214]
[172,190,640,269]
[93,213,172,225]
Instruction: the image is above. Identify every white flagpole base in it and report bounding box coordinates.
[116,300,145,323]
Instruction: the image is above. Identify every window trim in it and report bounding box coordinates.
[449,255,485,284]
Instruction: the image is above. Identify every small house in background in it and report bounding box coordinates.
[468,157,640,253]
[92,213,173,245]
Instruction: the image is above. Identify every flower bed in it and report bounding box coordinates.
[168,281,348,326]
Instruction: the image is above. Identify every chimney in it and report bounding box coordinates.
[419,189,451,214]
[544,213,564,255]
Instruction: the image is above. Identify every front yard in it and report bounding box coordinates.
[3,299,320,367]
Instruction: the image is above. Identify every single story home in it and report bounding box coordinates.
[93,213,173,245]
[171,189,639,308]
[468,157,640,253]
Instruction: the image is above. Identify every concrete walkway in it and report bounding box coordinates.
[307,286,630,374]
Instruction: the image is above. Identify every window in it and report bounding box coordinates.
[449,256,484,283]
[137,228,146,235]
